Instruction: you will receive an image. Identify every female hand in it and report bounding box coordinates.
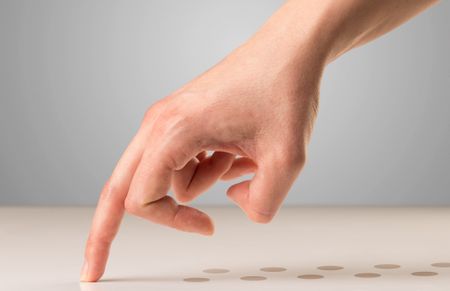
[81,0,437,282]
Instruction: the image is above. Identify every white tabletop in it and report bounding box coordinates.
[1,206,450,291]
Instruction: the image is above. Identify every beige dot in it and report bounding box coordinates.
[355,272,381,278]
[203,268,230,274]
[183,277,210,282]
[240,276,267,281]
[374,264,401,269]
[260,267,287,272]
[431,262,450,268]
[411,271,438,277]
[297,274,324,280]
[317,265,344,271]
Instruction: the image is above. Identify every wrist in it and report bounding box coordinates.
[274,0,439,64]
[250,0,357,66]
[246,0,438,67]
[235,1,336,75]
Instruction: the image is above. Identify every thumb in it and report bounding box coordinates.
[226,154,304,223]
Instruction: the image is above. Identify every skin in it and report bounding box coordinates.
[81,0,438,282]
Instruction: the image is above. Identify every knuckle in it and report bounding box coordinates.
[142,100,166,124]
[157,110,190,134]
[276,143,306,172]
[164,146,194,170]
[145,94,199,141]
[163,149,181,170]
[289,148,306,170]
[124,197,140,215]
[143,106,156,123]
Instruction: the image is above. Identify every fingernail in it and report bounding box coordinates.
[80,260,89,281]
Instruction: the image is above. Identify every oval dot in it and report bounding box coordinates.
[203,268,230,274]
[411,271,438,277]
[355,272,381,278]
[374,264,401,269]
[317,265,344,271]
[183,277,210,282]
[260,267,287,272]
[240,276,267,281]
[297,274,324,280]
[431,262,450,268]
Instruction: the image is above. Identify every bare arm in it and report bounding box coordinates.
[247,0,438,66]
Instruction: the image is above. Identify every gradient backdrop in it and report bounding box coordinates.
[1,0,449,205]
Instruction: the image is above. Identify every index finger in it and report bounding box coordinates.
[81,131,145,282]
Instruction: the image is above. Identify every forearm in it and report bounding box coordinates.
[312,0,439,62]
[241,0,438,69]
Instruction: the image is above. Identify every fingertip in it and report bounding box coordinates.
[221,157,257,180]
[79,275,98,283]
[82,240,110,283]
[226,180,249,205]
[196,211,215,236]
[80,260,103,282]
[246,208,275,224]
[80,276,101,283]
[83,270,104,283]
[79,261,89,282]
[226,180,275,223]
[173,206,215,236]
[175,193,193,204]
[200,218,215,236]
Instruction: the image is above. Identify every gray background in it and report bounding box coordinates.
[0,0,449,206]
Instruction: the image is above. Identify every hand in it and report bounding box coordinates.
[80,19,323,282]
[81,0,437,282]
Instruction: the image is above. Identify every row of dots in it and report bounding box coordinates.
[183,262,450,282]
